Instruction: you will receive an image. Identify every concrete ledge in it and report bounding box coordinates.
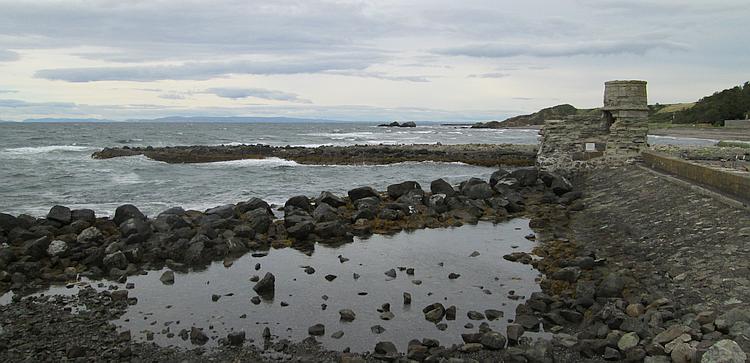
[642,150,750,204]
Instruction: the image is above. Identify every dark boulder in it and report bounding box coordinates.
[102,251,128,270]
[190,327,208,345]
[489,169,511,186]
[153,213,189,233]
[348,186,379,202]
[22,236,51,260]
[387,181,421,199]
[317,191,347,208]
[510,167,539,187]
[47,205,72,224]
[113,204,146,226]
[354,197,380,211]
[0,213,17,232]
[71,209,96,224]
[400,121,416,127]
[481,331,507,350]
[158,206,186,216]
[227,331,245,346]
[314,221,347,238]
[285,195,312,212]
[430,178,457,197]
[374,341,399,358]
[253,272,275,294]
[551,176,573,196]
[184,241,208,265]
[462,182,494,200]
[378,208,402,221]
[243,208,272,234]
[312,203,339,222]
[596,273,625,298]
[205,204,235,219]
[235,198,271,214]
[287,221,314,240]
[119,218,151,238]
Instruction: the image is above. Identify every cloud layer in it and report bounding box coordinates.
[0,0,748,121]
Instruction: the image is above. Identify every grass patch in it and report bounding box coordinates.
[717,140,750,148]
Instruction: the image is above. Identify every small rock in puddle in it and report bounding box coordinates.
[384,269,397,279]
[325,274,337,281]
[371,325,386,334]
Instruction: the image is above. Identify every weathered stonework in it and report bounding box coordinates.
[537,80,648,171]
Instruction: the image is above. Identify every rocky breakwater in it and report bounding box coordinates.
[0,166,570,296]
[91,143,538,166]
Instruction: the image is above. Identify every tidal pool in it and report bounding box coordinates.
[2,219,542,353]
[118,219,540,352]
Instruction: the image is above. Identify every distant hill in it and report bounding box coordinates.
[471,104,598,128]
[22,118,114,123]
[669,82,750,125]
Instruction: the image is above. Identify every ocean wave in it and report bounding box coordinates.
[111,172,144,185]
[302,132,376,140]
[210,157,299,167]
[115,138,144,144]
[1,145,93,155]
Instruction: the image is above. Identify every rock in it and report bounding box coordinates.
[348,187,379,202]
[445,305,457,320]
[654,325,691,345]
[625,303,645,317]
[701,339,747,363]
[671,342,696,363]
[467,311,485,320]
[387,181,421,199]
[462,182,494,200]
[515,314,540,330]
[287,221,314,239]
[285,195,312,212]
[448,272,460,279]
[485,309,503,321]
[552,266,581,283]
[325,274,337,281]
[371,325,386,334]
[339,309,356,322]
[0,213,17,232]
[430,178,457,197]
[374,341,398,356]
[119,218,150,239]
[250,296,261,305]
[618,332,640,351]
[111,289,128,301]
[308,324,325,336]
[312,203,339,222]
[253,272,275,294]
[510,167,538,187]
[481,331,507,350]
[384,268,397,278]
[380,311,395,320]
[23,236,51,260]
[317,191,347,208]
[550,176,573,196]
[206,204,235,218]
[304,266,315,274]
[423,303,445,323]
[226,331,245,346]
[190,327,208,345]
[469,251,481,257]
[113,204,146,226]
[596,273,625,298]
[489,169,511,186]
[103,251,128,270]
[404,292,411,305]
[507,324,524,343]
[47,240,68,257]
[159,270,175,285]
[77,226,103,244]
[66,345,86,358]
[603,347,621,361]
[47,205,72,224]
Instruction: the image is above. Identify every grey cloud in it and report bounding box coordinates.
[435,39,688,58]
[0,99,75,108]
[205,88,311,103]
[35,55,382,82]
[158,93,186,100]
[0,49,19,61]
[0,89,18,93]
[326,70,431,83]
[468,72,509,79]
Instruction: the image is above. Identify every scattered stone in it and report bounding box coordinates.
[339,309,356,322]
[252,272,275,294]
[702,339,747,363]
[467,311,485,320]
[448,272,460,279]
[325,274,337,281]
[308,324,325,336]
[371,325,386,334]
[227,331,245,346]
[403,292,412,305]
[331,331,344,339]
[384,269,397,278]
[485,309,503,321]
[618,332,640,351]
[190,327,208,345]
[469,251,481,257]
[507,324,524,343]
[480,331,507,350]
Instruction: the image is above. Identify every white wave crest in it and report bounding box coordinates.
[2,145,92,155]
[210,157,298,167]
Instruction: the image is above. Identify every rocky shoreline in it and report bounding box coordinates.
[91,143,538,166]
[1,165,748,362]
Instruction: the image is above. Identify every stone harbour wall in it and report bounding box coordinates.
[537,80,649,171]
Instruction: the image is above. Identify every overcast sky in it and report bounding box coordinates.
[0,0,747,121]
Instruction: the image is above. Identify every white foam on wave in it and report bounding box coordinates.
[303,132,376,140]
[210,157,299,167]
[111,172,144,185]
[2,145,93,155]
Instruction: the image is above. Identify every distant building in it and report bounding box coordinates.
[724,119,750,129]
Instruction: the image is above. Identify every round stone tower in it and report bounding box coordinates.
[603,80,648,111]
